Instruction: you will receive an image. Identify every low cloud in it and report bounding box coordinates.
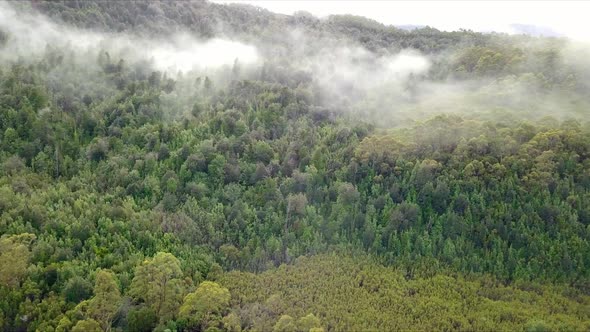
[0,2,259,72]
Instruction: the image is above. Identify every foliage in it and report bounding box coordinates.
[71,319,101,332]
[221,254,589,331]
[87,270,121,331]
[127,306,158,332]
[129,252,186,323]
[0,1,589,331]
[179,281,231,330]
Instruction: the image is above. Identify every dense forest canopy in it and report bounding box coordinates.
[0,1,589,331]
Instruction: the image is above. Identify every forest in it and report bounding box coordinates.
[0,1,589,331]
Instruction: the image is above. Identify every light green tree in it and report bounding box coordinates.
[297,314,322,332]
[71,319,101,332]
[55,316,72,332]
[309,328,325,332]
[87,270,121,331]
[274,315,296,332]
[222,312,242,332]
[0,233,35,288]
[129,252,185,322]
[179,281,231,330]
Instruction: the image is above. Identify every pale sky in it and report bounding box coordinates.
[213,1,590,41]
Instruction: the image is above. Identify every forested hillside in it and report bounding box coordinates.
[0,1,589,331]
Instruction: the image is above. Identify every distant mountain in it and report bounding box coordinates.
[510,23,564,37]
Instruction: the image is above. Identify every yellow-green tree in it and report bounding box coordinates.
[274,315,297,332]
[179,281,231,330]
[222,312,242,332]
[129,252,185,322]
[87,270,121,331]
[297,314,322,332]
[0,233,35,288]
[71,319,101,332]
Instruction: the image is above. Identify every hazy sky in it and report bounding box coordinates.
[213,1,590,40]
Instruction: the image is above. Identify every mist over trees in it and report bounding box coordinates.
[0,1,589,331]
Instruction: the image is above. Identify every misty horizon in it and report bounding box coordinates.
[215,0,589,40]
